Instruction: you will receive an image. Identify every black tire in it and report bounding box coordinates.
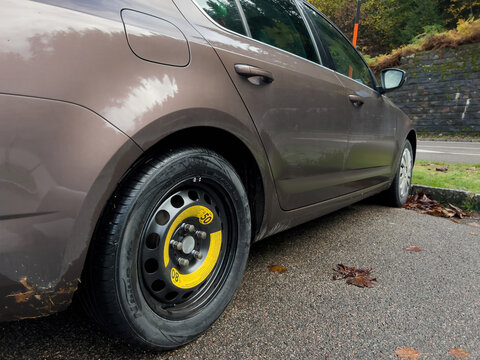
[79,147,251,350]
[384,140,414,207]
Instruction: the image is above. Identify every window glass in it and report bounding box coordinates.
[304,6,374,88]
[195,0,247,35]
[239,0,318,63]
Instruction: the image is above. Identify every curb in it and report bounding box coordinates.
[411,184,480,210]
[418,138,480,143]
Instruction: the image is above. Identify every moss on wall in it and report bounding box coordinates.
[387,43,480,134]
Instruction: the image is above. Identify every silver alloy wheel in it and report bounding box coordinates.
[399,146,413,200]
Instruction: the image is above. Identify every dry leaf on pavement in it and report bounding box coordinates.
[268,265,287,274]
[405,246,423,252]
[467,222,480,229]
[395,347,420,359]
[332,264,376,288]
[449,348,470,358]
[470,232,478,236]
[346,275,376,288]
[403,193,472,220]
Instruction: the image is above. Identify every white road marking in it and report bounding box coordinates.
[417,149,442,153]
[420,146,480,150]
[417,149,480,156]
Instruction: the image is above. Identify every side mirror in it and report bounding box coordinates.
[378,68,406,94]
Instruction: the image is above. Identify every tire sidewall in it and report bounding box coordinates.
[394,140,414,206]
[114,150,250,348]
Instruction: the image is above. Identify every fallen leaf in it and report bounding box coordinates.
[436,166,449,172]
[471,233,478,236]
[449,348,470,358]
[467,222,480,229]
[333,264,376,288]
[449,204,468,219]
[395,347,420,359]
[6,277,37,303]
[20,277,35,291]
[346,275,376,288]
[403,193,474,220]
[451,219,461,224]
[405,246,423,252]
[268,265,287,274]
[7,291,35,303]
[333,264,372,278]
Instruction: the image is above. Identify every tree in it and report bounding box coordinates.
[437,0,480,28]
[308,0,444,56]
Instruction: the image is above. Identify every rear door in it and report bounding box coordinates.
[302,4,397,192]
[176,0,352,210]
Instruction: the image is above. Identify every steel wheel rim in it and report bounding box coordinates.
[138,180,237,320]
[399,146,413,199]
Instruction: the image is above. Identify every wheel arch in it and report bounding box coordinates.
[406,129,417,162]
[134,126,266,241]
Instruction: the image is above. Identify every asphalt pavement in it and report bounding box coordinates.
[417,140,480,163]
[1,202,479,359]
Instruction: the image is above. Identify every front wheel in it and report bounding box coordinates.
[80,147,251,350]
[384,140,414,207]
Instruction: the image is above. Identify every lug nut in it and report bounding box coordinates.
[177,257,190,267]
[195,231,207,240]
[170,240,183,251]
[183,224,196,233]
[192,250,203,260]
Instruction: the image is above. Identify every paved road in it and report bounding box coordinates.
[417,140,480,163]
[1,203,479,359]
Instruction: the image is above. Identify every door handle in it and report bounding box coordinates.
[348,95,364,108]
[234,64,274,85]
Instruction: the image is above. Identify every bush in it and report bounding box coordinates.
[370,18,480,73]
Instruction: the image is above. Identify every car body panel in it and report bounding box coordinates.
[175,0,356,211]
[0,93,143,320]
[121,9,191,67]
[335,74,398,192]
[0,0,277,321]
[0,0,415,322]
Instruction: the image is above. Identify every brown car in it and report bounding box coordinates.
[0,0,415,350]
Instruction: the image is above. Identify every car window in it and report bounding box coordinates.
[239,0,319,63]
[195,0,247,35]
[303,5,374,88]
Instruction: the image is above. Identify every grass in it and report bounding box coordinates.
[417,131,480,141]
[413,160,480,194]
[368,18,480,73]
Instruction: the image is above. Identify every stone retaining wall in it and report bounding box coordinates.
[387,43,480,134]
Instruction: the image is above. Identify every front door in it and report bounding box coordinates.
[303,4,397,192]
[176,0,353,210]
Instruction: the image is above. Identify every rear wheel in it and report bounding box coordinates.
[80,147,251,350]
[384,140,414,206]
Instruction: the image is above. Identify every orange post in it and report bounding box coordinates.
[352,23,359,47]
[352,0,362,47]
[349,0,362,78]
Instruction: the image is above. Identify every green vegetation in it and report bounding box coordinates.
[307,0,480,56]
[370,18,480,72]
[417,131,480,141]
[413,161,480,194]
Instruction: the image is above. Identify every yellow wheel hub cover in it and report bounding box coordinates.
[163,205,222,289]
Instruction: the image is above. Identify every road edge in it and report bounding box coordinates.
[411,184,480,211]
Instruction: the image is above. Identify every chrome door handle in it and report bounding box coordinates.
[349,95,364,108]
[234,64,274,85]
